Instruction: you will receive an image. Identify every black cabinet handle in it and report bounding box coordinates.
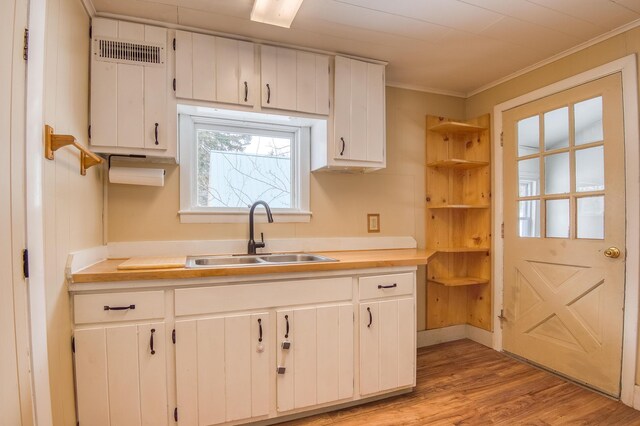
[154,123,159,145]
[340,137,345,156]
[258,318,263,343]
[367,307,372,328]
[284,314,289,338]
[378,283,398,289]
[266,83,271,104]
[103,304,135,311]
[244,81,248,102]
[150,328,156,355]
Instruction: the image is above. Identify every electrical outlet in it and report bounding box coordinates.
[367,213,380,233]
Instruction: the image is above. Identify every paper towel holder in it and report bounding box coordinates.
[107,154,166,177]
[108,154,148,169]
[44,125,103,176]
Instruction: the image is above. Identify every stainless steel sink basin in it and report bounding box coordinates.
[259,254,336,263]
[186,253,337,268]
[187,255,266,268]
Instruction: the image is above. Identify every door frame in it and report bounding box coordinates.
[492,54,640,406]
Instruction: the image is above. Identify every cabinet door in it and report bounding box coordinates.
[334,56,351,160]
[144,25,168,150]
[175,312,270,425]
[366,62,385,162]
[261,46,297,111]
[238,41,255,106]
[359,298,415,396]
[215,37,239,104]
[74,323,168,426]
[333,56,386,163]
[276,304,353,412]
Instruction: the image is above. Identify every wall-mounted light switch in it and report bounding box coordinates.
[367,213,380,233]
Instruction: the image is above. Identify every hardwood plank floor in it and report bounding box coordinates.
[282,339,640,425]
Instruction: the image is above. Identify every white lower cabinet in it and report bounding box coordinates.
[276,304,354,412]
[72,269,416,425]
[359,297,415,396]
[74,322,169,426]
[175,312,270,425]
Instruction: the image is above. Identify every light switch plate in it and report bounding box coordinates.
[367,213,380,233]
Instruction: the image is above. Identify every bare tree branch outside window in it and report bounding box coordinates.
[196,128,293,208]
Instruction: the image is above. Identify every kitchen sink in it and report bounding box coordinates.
[258,254,336,263]
[186,253,337,268]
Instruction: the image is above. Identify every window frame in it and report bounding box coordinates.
[179,113,311,223]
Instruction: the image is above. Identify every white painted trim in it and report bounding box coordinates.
[178,210,312,223]
[385,81,466,99]
[105,236,417,258]
[492,54,640,406]
[25,0,53,422]
[417,325,467,347]
[417,325,493,348]
[634,385,640,410]
[468,19,640,98]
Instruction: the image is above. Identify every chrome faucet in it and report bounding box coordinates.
[248,200,274,255]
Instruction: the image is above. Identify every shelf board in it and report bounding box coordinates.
[431,247,490,253]
[429,276,490,287]
[428,204,490,209]
[426,159,489,170]
[429,121,486,134]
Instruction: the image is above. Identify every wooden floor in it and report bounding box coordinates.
[283,339,640,425]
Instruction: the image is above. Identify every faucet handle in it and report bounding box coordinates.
[255,232,266,249]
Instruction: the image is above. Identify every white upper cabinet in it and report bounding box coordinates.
[311,56,386,172]
[90,18,169,156]
[261,46,330,115]
[333,56,385,165]
[175,31,255,106]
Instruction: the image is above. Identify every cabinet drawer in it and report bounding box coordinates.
[74,291,165,325]
[175,277,352,317]
[359,273,414,301]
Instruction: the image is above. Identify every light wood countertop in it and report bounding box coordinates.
[71,249,436,284]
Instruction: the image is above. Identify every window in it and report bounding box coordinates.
[179,107,317,223]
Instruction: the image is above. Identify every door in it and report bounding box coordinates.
[175,312,270,425]
[276,304,354,412]
[359,298,415,396]
[74,323,169,425]
[1,0,32,423]
[502,73,625,396]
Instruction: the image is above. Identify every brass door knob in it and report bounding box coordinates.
[604,247,621,258]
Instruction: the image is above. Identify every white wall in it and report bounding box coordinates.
[43,0,104,423]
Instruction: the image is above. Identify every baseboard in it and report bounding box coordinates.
[634,385,640,410]
[417,325,494,349]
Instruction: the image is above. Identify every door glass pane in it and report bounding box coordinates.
[546,199,569,238]
[575,96,603,146]
[576,146,604,192]
[545,152,570,195]
[544,107,569,151]
[518,116,539,157]
[518,158,540,197]
[519,200,540,238]
[577,196,604,239]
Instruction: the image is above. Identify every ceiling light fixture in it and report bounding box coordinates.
[250,0,305,28]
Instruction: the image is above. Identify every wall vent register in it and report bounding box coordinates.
[94,37,165,66]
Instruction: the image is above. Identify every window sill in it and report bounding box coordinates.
[178,210,312,224]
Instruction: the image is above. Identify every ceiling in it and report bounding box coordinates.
[89,0,640,96]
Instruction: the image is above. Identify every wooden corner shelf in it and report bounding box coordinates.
[429,277,490,287]
[426,159,489,170]
[428,204,490,209]
[426,113,492,332]
[428,121,486,134]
